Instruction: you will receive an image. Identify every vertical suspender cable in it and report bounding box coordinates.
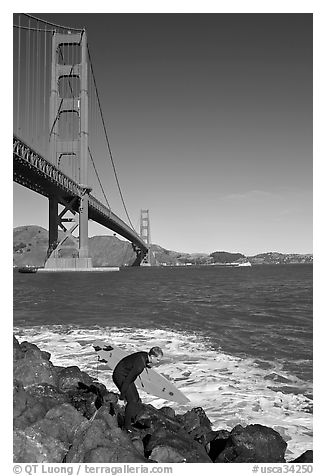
[26,19,30,140]
[35,26,38,143]
[34,25,37,143]
[87,46,136,232]
[36,21,40,143]
[31,22,33,141]
[71,40,74,176]
[17,15,21,134]
[69,41,72,173]
[31,23,35,143]
[43,26,47,154]
[86,49,111,209]
[29,23,33,141]
[89,60,94,191]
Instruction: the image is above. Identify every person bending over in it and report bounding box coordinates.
[112,346,163,431]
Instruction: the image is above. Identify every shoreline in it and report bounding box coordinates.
[13,324,313,459]
[13,335,313,464]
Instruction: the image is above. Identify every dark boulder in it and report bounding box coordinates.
[216,424,287,463]
[20,341,51,361]
[68,386,99,419]
[135,403,184,434]
[159,406,176,420]
[13,428,68,463]
[206,429,231,461]
[68,382,118,419]
[145,426,211,463]
[14,357,58,387]
[176,406,212,445]
[13,335,24,361]
[13,380,28,419]
[289,450,313,463]
[65,407,147,463]
[25,384,69,412]
[13,380,47,430]
[57,366,93,392]
[30,403,87,445]
[150,445,187,463]
[135,404,211,463]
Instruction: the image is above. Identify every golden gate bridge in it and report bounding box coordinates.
[13,13,152,270]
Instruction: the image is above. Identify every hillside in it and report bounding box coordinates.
[14,226,51,267]
[13,226,313,267]
[248,252,313,265]
[13,226,136,268]
[89,236,135,267]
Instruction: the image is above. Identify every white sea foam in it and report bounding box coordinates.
[14,325,312,460]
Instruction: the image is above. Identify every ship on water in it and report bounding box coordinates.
[211,261,252,267]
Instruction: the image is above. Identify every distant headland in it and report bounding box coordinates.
[13,225,313,268]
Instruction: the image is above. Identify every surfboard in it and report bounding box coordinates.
[93,340,190,405]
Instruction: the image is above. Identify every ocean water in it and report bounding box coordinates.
[13,264,313,459]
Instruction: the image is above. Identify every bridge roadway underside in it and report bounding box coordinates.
[13,138,148,258]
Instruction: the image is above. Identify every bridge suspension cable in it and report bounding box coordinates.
[87,45,137,233]
[22,13,84,32]
[88,147,111,210]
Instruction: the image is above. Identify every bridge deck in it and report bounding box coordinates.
[13,135,148,254]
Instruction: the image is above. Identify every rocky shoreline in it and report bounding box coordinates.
[13,336,313,463]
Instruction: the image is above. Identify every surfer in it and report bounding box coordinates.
[112,346,163,431]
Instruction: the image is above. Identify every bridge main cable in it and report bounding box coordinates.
[22,13,84,32]
[87,45,137,233]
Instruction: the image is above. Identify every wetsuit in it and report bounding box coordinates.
[112,351,149,430]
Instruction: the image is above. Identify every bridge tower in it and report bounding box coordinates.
[46,30,92,270]
[139,209,156,266]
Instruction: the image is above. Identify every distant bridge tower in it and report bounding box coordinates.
[46,30,92,270]
[140,209,156,266]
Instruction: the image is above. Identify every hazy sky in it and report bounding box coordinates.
[12,12,312,255]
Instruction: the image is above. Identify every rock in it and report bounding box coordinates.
[102,391,119,410]
[177,406,212,444]
[145,426,211,463]
[216,424,287,463]
[65,408,147,463]
[13,380,28,418]
[14,358,58,387]
[45,403,87,438]
[130,435,145,456]
[13,428,68,463]
[135,404,182,431]
[25,384,69,412]
[68,383,117,419]
[20,341,51,361]
[30,403,87,444]
[95,405,120,429]
[83,447,115,463]
[206,429,231,461]
[159,406,176,420]
[57,366,93,392]
[13,380,48,430]
[68,382,118,418]
[14,400,47,430]
[13,335,24,360]
[290,450,313,463]
[68,387,98,419]
[134,405,211,463]
[13,338,311,465]
[150,445,186,463]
